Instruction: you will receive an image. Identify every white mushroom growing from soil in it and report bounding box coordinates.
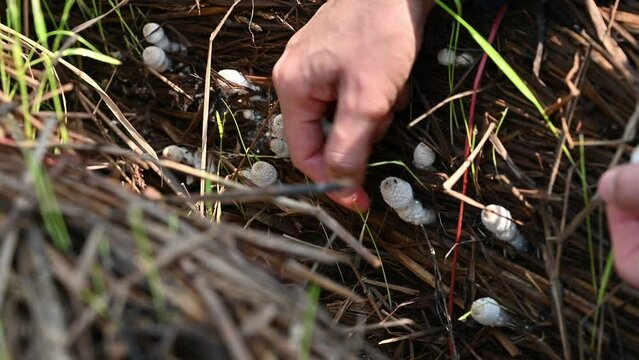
[162,145,201,168]
[242,161,279,187]
[269,138,289,158]
[217,69,259,96]
[142,46,171,73]
[481,204,527,252]
[143,22,186,53]
[380,177,436,226]
[470,297,511,327]
[437,48,475,67]
[268,114,290,158]
[241,109,256,121]
[413,142,436,170]
[455,52,475,67]
[162,145,204,185]
[270,113,285,139]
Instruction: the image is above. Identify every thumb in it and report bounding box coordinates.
[605,205,639,288]
[599,164,639,214]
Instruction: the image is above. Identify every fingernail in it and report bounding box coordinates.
[331,188,370,211]
[599,168,619,202]
[352,188,370,211]
[334,187,356,199]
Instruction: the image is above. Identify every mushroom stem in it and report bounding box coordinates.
[380,177,436,225]
[481,204,527,252]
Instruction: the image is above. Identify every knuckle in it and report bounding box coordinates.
[272,60,289,87]
[341,91,393,121]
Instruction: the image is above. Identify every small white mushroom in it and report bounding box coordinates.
[437,48,474,67]
[162,145,188,163]
[142,46,171,72]
[143,22,185,53]
[241,109,256,121]
[244,161,278,187]
[218,69,259,95]
[269,138,290,158]
[267,114,290,158]
[270,114,285,139]
[481,204,527,252]
[413,142,436,170]
[249,94,268,103]
[455,52,475,67]
[380,177,436,225]
[162,145,201,169]
[631,144,639,164]
[471,297,510,327]
[437,48,457,66]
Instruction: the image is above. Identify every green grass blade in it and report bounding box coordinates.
[368,160,426,190]
[128,206,169,321]
[578,134,597,293]
[52,0,77,51]
[436,1,547,123]
[0,319,11,360]
[58,48,122,65]
[435,0,575,165]
[31,0,49,48]
[300,283,320,360]
[6,0,22,32]
[358,210,392,306]
[27,154,72,251]
[435,0,556,134]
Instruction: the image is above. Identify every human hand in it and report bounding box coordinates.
[598,164,639,288]
[273,0,433,211]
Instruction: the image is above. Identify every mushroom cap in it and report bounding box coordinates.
[218,69,257,92]
[142,46,171,72]
[380,177,414,210]
[413,142,436,170]
[269,138,289,158]
[632,145,639,164]
[242,109,256,121]
[250,161,278,187]
[437,48,457,66]
[481,204,514,234]
[143,23,166,44]
[162,145,187,162]
[471,297,509,327]
[456,52,474,67]
[270,114,285,139]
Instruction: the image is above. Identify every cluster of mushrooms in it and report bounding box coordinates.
[144,20,528,248]
[142,22,536,328]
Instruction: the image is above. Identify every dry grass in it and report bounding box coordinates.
[1,0,638,359]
